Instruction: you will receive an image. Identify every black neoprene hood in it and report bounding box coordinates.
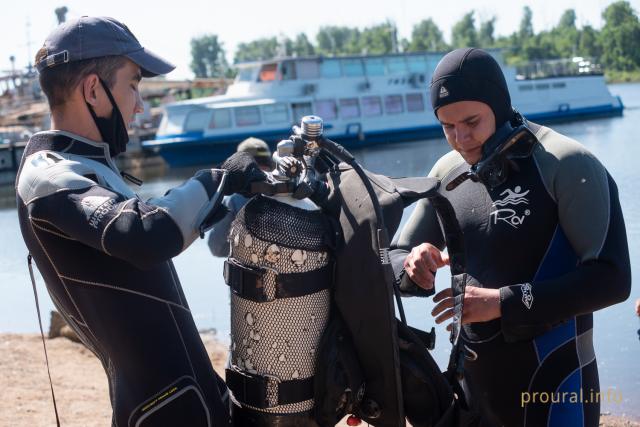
[430,48,512,126]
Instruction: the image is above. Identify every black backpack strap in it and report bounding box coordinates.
[224,258,331,302]
[427,193,469,384]
[226,368,314,409]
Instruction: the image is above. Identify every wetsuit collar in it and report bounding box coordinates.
[29,130,121,174]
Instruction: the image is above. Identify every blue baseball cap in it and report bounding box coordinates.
[36,16,175,77]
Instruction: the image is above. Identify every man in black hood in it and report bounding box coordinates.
[16,16,265,426]
[391,48,630,426]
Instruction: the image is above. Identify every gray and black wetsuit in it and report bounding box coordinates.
[16,131,231,426]
[391,123,631,427]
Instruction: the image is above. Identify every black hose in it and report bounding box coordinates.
[318,136,407,325]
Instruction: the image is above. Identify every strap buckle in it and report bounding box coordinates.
[263,374,281,408]
[224,258,269,301]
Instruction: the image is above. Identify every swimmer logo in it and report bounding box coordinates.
[521,283,533,309]
[490,186,531,228]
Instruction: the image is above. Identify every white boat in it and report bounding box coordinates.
[143,51,623,167]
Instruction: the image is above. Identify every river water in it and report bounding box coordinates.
[1,83,638,418]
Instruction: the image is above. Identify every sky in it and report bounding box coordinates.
[1,0,638,80]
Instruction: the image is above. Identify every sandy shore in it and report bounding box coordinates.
[1,333,637,427]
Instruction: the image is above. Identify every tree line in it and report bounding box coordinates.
[190,1,640,80]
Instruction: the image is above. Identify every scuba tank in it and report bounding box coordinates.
[224,121,336,426]
[224,116,468,427]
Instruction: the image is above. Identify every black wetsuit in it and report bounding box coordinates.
[16,131,231,426]
[391,123,631,426]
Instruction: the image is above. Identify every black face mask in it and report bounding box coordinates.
[86,78,130,157]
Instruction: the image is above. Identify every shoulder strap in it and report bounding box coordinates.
[426,193,469,383]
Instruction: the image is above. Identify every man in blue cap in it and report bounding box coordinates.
[391,48,630,426]
[16,16,264,426]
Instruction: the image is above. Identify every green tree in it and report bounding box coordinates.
[478,17,497,48]
[577,25,602,59]
[359,22,398,54]
[234,37,279,63]
[552,9,579,58]
[519,6,534,41]
[316,26,361,55]
[407,18,448,51]
[190,34,228,78]
[522,31,558,60]
[558,9,577,29]
[451,11,478,48]
[290,33,315,57]
[599,1,640,70]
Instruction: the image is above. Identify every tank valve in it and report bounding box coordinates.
[300,115,323,141]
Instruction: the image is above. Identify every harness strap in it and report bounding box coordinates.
[427,194,469,383]
[226,368,314,409]
[224,258,331,302]
[28,254,61,427]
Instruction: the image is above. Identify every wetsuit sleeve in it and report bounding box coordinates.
[389,154,458,294]
[207,194,246,257]
[19,156,227,270]
[390,198,445,296]
[499,136,631,341]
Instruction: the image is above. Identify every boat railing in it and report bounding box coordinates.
[516,57,603,80]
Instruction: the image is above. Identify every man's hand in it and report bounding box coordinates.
[220,152,267,196]
[403,243,449,291]
[431,286,501,331]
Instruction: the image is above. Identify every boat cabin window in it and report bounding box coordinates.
[296,60,320,79]
[281,61,296,80]
[160,106,191,135]
[406,93,425,112]
[386,57,408,75]
[209,109,232,129]
[365,58,385,76]
[235,106,261,126]
[407,55,428,73]
[339,98,360,118]
[384,95,404,114]
[552,82,567,88]
[237,66,258,82]
[291,102,313,122]
[321,60,342,78]
[259,63,278,82]
[361,96,382,116]
[342,59,364,77]
[315,100,338,120]
[184,109,211,132]
[263,103,289,124]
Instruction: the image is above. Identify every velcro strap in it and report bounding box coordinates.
[226,368,314,408]
[224,258,331,302]
[224,258,265,300]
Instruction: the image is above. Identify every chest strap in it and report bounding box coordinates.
[226,368,314,408]
[224,258,332,302]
